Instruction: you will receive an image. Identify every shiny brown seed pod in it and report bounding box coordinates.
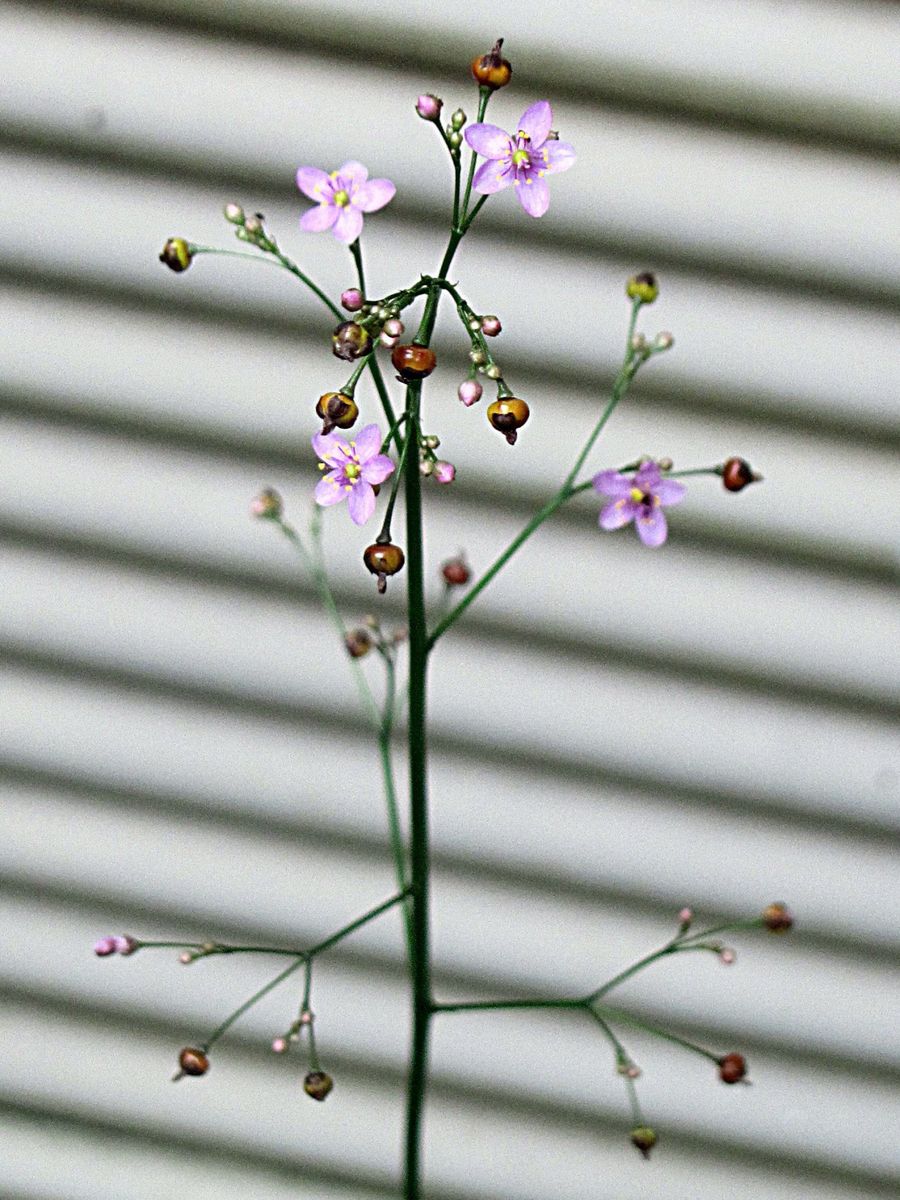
[630,1126,658,1159]
[332,321,373,362]
[471,38,512,90]
[315,391,359,433]
[363,542,406,594]
[303,1070,334,1101]
[159,238,192,272]
[391,343,437,381]
[718,1052,747,1084]
[441,556,471,587]
[761,902,794,933]
[486,397,530,445]
[178,1047,210,1076]
[722,456,760,492]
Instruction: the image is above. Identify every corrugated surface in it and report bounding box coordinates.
[1,1,898,1197]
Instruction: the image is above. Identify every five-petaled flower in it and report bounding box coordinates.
[313,424,395,525]
[296,162,395,244]
[464,100,575,218]
[593,461,686,548]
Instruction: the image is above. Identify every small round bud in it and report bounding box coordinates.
[416,94,443,122]
[448,129,463,150]
[481,315,502,337]
[678,906,693,926]
[630,333,648,353]
[114,935,139,956]
[433,460,456,484]
[654,331,674,350]
[159,238,192,273]
[617,1061,641,1079]
[719,947,736,965]
[441,556,471,587]
[332,320,373,362]
[223,203,245,225]
[626,272,659,304]
[379,332,399,348]
[458,379,483,407]
[316,391,359,433]
[424,435,440,450]
[469,348,487,365]
[657,456,674,472]
[178,1047,210,1077]
[383,318,404,338]
[303,1070,334,1101]
[340,287,364,312]
[450,108,467,130]
[391,343,437,381]
[721,456,761,492]
[94,937,117,957]
[487,397,530,445]
[345,629,373,659]
[243,214,263,236]
[467,317,481,332]
[271,1037,289,1054]
[484,363,502,380]
[419,459,435,477]
[298,1008,315,1026]
[718,1053,747,1084]
[630,1126,657,1159]
[761,902,794,933]
[250,488,283,520]
[178,951,193,964]
[471,38,512,90]
[364,542,406,594]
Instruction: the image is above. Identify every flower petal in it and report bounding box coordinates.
[593,470,634,498]
[354,178,396,213]
[654,479,687,506]
[599,498,637,530]
[473,157,515,195]
[312,430,346,462]
[347,481,376,525]
[636,506,668,547]
[332,205,364,244]
[300,203,339,232]
[540,140,576,176]
[314,472,348,507]
[516,175,550,217]
[362,454,395,485]
[337,161,369,186]
[517,100,553,147]
[464,123,513,160]
[296,166,332,200]
[352,423,382,462]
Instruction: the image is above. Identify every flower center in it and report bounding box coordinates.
[512,148,530,168]
[333,189,350,207]
[344,462,361,480]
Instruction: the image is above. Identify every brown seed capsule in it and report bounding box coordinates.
[471,38,512,90]
[159,238,192,272]
[761,902,794,933]
[303,1070,334,1101]
[363,542,406,594]
[718,1052,747,1084]
[345,628,373,659]
[626,271,658,304]
[332,321,373,362]
[630,1126,657,1159]
[391,343,437,381]
[178,1047,210,1077]
[486,397,530,445]
[441,556,471,587]
[722,456,761,492]
[315,391,359,434]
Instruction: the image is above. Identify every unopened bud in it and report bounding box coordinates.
[617,1061,641,1079]
[271,1037,289,1054]
[93,937,118,957]
[448,129,463,150]
[416,94,443,122]
[303,1070,334,1101]
[424,435,440,450]
[654,331,674,350]
[340,287,364,312]
[719,947,736,966]
[657,457,674,472]
[243,214,264,236]
[298,1008,315,1026]
[484,363,502,380]
[383,318,404,338]
[630,1126,657,1159]
[345,629,373,659]
[677,906,693,929]
[630,333,647,353]
[419,459,435,476]
[114,935,139,956]
[441,556,471,587]
[250,488,283,520]
[159,237,192,272]
[380,331,399,348]
[450,108,467,130]
[469,348,487,365]
[481,315,502,337]
[223,203,245,225]
[458,379,483,407]
[178,951,193,964]
[433,460,456,484]
[761,902,794,933]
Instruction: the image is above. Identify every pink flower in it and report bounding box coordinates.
[296,162,395,244]
[464,101,575,218]
[593,461,686,548]
[312,423,395,525]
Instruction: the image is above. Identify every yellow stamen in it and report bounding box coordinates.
[629,487,644,503]
[333,189,350,207]
[345,463,361,481]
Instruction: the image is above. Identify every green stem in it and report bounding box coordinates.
[348,239,400,445]
[460,88,491,225]
[461,192,489,233]
[433,997,585,1014]
[592,1003,721,1064]
[587,942,679,1002]
[202,956,306,1050]
[587,1010,646,1126]
[306,889,410,959]
[380,651,415,967]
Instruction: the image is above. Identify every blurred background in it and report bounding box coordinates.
[0,1,898,1197]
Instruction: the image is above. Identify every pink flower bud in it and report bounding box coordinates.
[271,1037,289,1054]
[94,937,117,957]
[416,94,443,122]
[340,288,364,312]
[113,935,139,956]
[178,951,193,964]
[678,907,693,925]
[433,461,456,484]
[458,379,483,407]
[380,331,399,348]
[383,318,404,338]
[719,947,736,965]
[298,1009,315,1026]
[481,315,502,337]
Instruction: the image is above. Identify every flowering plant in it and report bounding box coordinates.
[144,37,785,1199]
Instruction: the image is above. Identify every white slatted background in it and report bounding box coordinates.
[1,1,898,1197]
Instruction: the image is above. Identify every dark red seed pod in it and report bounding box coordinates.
[315,391,359,433]
[761,902,794,933]
[303,1070,334,1101]
[718,1052,747,1084]
[178,1047,210,1077]
[486,397,530,445]
[471,38,512,90]
[391,343,437,381]
[159,238,192,272]
[332,321,373,362]
[721,457,760,492]
[363,542,406,594]
[441,556,471,587]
